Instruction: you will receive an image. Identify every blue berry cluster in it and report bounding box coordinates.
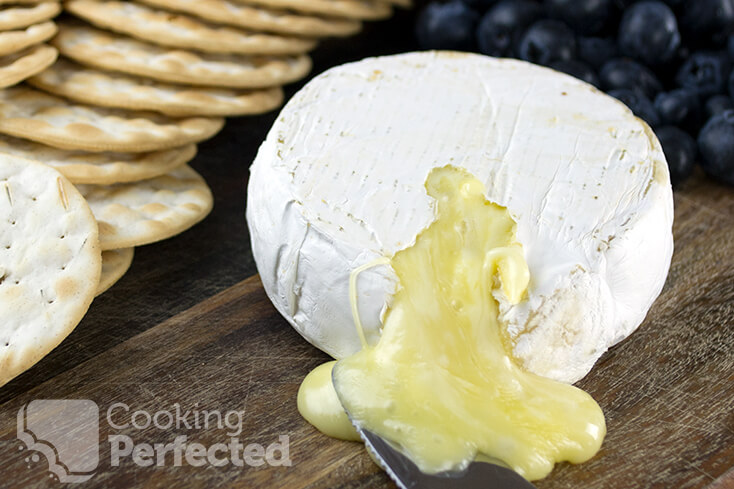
[415,0,734,186]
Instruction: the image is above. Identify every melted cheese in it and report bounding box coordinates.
[298,361,360,441]
[299,166,605,480]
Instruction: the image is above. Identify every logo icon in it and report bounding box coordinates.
[17,399,99,483]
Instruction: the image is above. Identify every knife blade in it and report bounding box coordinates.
[357,427,538,489]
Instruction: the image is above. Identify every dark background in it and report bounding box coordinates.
[0,8,421,403]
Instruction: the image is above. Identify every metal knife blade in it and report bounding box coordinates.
[357,427,538,489]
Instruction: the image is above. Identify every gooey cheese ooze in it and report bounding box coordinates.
[298,166,606,480]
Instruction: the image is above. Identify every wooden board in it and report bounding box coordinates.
[0,171,732,489]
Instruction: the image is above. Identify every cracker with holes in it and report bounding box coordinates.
[96,247,133,296]
[65,0,316,55]
[77,164,213,250]
[229,0,391,20]
[0,134,196,184]
[0,21,56,57]
[0,44,56,88]
[136,0,361,38]
[53,22,312,88]
[0,154,101,387]
[0,2,60,31]
[27,59,284,117]
[0,86,224,152]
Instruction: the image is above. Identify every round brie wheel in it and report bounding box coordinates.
[246,51,674,384]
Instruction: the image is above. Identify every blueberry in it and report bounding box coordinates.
[679,0,734,47]
[578,37,619,70]
[517,19,576,66]
[728,68,734,97]
[654,89,700,128]
[655,126,697,186]
[545,0,613,35]
[697,110,734,185]
[729,35,734,59]
[608,88,661,126]
[476,0,543,57]
[600,58,663,98]
[550,59,600,86]
[618,1,680,65]
[675,51,731,98]
[415,0,480,50]
[481,0,543,28]
[705,94,734,118]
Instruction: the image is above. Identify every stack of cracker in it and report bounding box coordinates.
[0,0,406,387]
[33,0,401,116]
[0,147,213,386]
[0,0,61,88]
[0,0,404,295]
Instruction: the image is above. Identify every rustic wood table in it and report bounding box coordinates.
[1,8,733,489]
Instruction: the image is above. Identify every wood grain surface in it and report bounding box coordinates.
[0,171,732,489]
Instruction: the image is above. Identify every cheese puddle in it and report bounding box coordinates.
[298,166,605,480]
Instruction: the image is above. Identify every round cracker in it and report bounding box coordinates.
[28,58,284,117]
[0,43,56,88]
[229,0,391,20]
[0,2,60,31]
[65,1,317,55]
[0,21,57,57]
[0,154,101,387]
[96,247,133,296]
[77,164,213,250]
[136,0,361,38]
[0,86,224,153]
[53,22,312,89]
[0,134,196,184]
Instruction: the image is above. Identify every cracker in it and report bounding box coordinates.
[66,0,317,55]
[0,43,55,88]
[0,86,224,152]
[229,0,391,20]
[76,164,213,250]
[0,21,56,57]
[0,134,196,184]
[0,2,60,31]
[136,0,361,38]
[53,22,312,89]
[28,58,284,117]
[0,154,101,387]
[96,247,133,296]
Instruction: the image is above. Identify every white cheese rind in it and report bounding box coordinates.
[246,51,674,383]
